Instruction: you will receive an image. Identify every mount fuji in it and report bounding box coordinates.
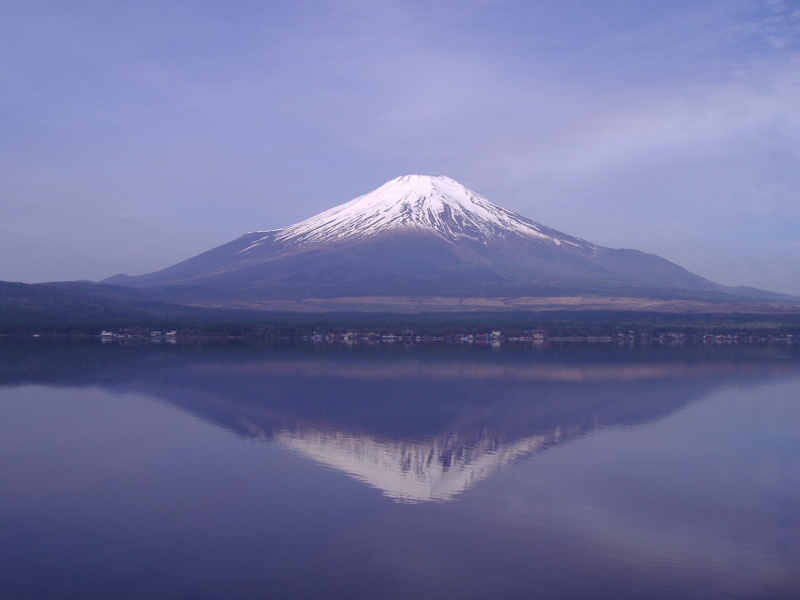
[104,175,796,309]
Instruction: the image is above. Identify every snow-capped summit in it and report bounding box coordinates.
[104,174,792,305]
[262,175,591,249]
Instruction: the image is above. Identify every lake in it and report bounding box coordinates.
[1,338,799,599]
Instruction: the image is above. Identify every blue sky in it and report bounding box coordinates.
[2,0,799,294]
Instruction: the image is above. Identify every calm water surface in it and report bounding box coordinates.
[1,339,799,599]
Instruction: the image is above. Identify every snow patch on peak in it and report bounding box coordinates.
[271,174,593,249]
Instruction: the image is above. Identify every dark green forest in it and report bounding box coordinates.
[2,280,799,338]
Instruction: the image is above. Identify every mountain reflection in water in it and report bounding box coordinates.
[3,340,799,503]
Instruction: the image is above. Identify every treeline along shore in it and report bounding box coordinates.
[2,280,799,339]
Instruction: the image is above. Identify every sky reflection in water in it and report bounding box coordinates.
[1,340,799,599]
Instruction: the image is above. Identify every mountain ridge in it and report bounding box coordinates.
[246,174,594,249]
[102,175,799,306]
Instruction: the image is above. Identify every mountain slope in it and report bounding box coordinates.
[260,174,594,248]
[104,175,797,304]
